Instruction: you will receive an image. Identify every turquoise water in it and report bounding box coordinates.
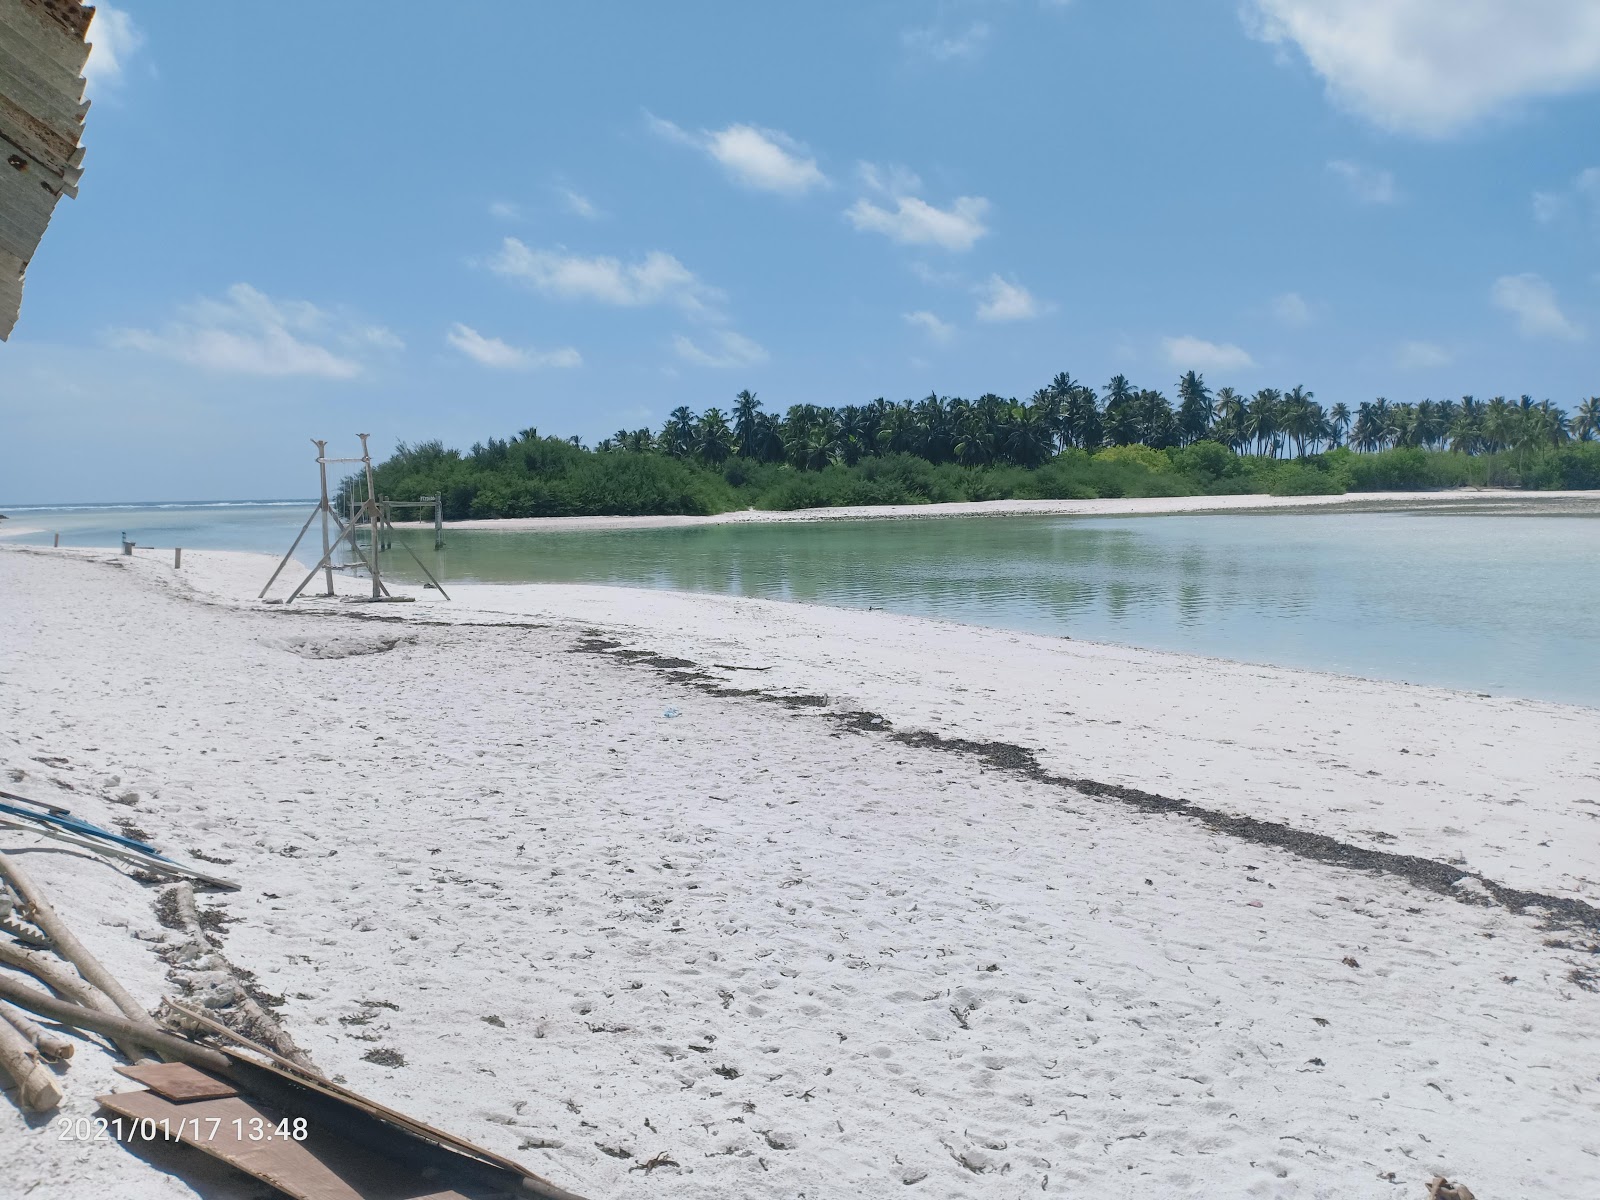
[0,501,319,556]
[5,500,1598,707]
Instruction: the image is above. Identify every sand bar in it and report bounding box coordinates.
[393,488,1600,532]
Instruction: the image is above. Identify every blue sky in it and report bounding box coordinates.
[3,0,1598,503]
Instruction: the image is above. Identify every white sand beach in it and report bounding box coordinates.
[391,489,1600,533]
[1,543,1598,1198]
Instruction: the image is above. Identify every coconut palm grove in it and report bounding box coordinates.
[362,374,1600,519]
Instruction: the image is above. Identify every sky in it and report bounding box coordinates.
[2,0,1598,503]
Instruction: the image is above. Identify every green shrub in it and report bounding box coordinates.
[1094,444,1171,473]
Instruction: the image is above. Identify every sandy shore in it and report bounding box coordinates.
[393,488,1600,532]
[2,544,1598,1198]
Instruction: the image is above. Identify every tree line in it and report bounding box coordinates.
[594,376,1598,469]
[357,372,1600,521]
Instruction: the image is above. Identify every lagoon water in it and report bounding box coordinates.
[5,500,1598,707]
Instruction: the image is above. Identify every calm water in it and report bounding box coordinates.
[5,500,1598,707]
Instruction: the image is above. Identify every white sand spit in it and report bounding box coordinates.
[394,489,1599,532]
[1,544,1597,1199]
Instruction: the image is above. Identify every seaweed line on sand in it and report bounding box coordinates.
[568,632,1600,937]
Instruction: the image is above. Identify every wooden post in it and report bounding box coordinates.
[359,433,381,600]
[173,547,182,569]
[121,532,132,556]
[313,438,334,597]
[433,495,443,549]
[52,532,59,548]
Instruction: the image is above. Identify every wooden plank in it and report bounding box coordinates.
[97,1089,471,1200]
[114,1061,238,1101]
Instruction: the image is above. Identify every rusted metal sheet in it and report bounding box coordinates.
[0,0,89,340]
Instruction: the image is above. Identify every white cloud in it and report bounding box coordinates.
[673,330,769,369]
[1491,273,1585,340]
[904,310,955,343]
[488,201,521,221]
[846,195,990,252]
[706,126,826,194]
[487,239,721,315]
[1162,336,1256,371]
[909,260,963,287]
[859,162,924,197]
[107,284,399,379]
[84,6,144,91]
[1533,191,1565,223]
[1327,159,1397,204]
[1271,291,1313,326]
[1244,0,1600,136]
[974,275,1039,322]
[560,188,601,219]
[1532,166,1600,224]
[902,22,991,62]
[446,323,580,370]
[1395,340,1453,368]
[649,116,827,194]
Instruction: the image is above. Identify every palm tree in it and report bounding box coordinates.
[1328,402,1351,447]
[694,408,736,465]
[1103,375,1139,446]
[732,390,763,458]
[1281,386,1316,457]
[1176,371,1212,447]
[661,407,697,458]
[1576,397,1600,442]
[1246,389,1281,456]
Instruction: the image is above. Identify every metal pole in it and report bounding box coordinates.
[358,433,381,600]
[434,495,442,550]
[313,438,334,597]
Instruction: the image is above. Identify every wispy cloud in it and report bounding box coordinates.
[847,195,989,251]
[1327,159,1397,205]
[648,115,827,194]
[1491,273,1585,340]
[560,188,602,219]
[84,5,144,92]
[107,284,399,379]
[673,330,769,369]
[904,310,955,343]
[1244,0,1600,137]
[1395,340,1452,368]
[846,164,989,251]
[446,323,580,370]
[1162,335,1255,371]
[1532,166,1600,225]
[488,201,521,221]
[1270,291,1313,326]
[974,275,1039,322]
[902,21,990,63]
[487,239,721,315]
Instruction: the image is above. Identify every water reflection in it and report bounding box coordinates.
[375,512,1600,707]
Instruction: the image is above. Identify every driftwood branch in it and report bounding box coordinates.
[0,974,229,1074]
[163,883,317,1071]
[0,849,154,1028]
[0,1000,74,1060]
[0,1005,63,1111]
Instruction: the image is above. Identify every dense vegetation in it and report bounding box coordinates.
[355,374,1600,519]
